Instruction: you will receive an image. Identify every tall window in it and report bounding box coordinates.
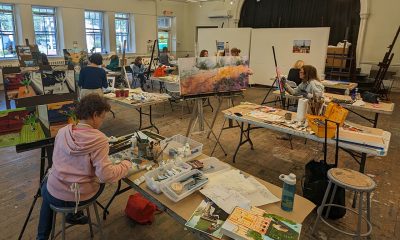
[115,13,129,53]
[85,11,103,53]
[32,6,58,56]
[157,17,172,51]
[0,4,16,58]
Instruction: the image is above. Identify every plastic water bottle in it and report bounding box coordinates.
[279,173,296,212]
[352,88,358,101]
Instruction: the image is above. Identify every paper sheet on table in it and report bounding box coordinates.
[201,170,280,211]
[200,186,251,214]
[249,111,284,122]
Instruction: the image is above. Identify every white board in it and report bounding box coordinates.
[197,28,252,57]
[249,27,330,85]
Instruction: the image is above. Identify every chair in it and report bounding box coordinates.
[50,183,105,240]
[312,168,376,239]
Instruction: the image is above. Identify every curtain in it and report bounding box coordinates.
[239,0,360,46]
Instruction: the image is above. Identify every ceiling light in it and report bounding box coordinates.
[230,0,234,4]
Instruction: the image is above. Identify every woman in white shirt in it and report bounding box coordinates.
[284,65,324,98]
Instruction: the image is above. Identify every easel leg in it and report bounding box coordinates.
[204,118,227,156]
[138,107,143,130]
[198,99,204,131]
[207,97,223,139]
[148,106,159,133]
[19,146,53,240]
[211,118,228,156]
[186,101,199,137]
[373,113,379,128]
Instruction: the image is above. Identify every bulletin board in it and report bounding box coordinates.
[249,27,330,85]
[197,28,252,57]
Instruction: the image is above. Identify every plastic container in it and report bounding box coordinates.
[279,173,296,212]
[199,157,231,176]
[160,169,208,202]
[160,135,203,161]
[144,161,191,194]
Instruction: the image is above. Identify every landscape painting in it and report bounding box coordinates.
[0,107,46,148]
[178,56,250,96]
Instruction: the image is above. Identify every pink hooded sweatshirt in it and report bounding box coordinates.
[47,124,132,201]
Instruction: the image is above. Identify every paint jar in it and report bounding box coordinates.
[124,89,129,97]
[115,90,122,97]
[285,112,292,121]
[279,173,296,212]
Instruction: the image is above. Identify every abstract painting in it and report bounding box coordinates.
[178,56,250,96]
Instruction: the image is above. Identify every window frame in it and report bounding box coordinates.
[157,17,172,51]
[32,6,58,56]
[0,3,17,59]
[84,10,104,53]
[115,12,130,53]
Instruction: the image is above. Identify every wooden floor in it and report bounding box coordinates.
[1,87,399,240]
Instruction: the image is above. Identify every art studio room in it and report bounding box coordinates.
[0,0,399,239]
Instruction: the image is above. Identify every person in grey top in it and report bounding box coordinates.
[159,47,173,66]
[284,65,324,98]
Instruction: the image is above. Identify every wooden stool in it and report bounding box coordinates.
[312,168,376,239]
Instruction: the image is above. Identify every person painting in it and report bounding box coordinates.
[36,94,132,240]
[283,65,324,98]
[230,48,241,56]
[287,60,304,86]
[105,52,120,71]
[78,53,107,99]
[130,56,147,90]
[200,50,209,57]
[159,47,173,66]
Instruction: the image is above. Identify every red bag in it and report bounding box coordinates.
[125,193,157,224]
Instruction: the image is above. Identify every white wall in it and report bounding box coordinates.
[360,0,400,66]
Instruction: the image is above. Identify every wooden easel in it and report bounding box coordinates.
[373,26,399,100]
[120,40,131,89]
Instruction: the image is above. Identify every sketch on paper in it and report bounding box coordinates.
[178,56,250,96]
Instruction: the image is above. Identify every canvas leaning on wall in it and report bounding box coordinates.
[178,56,251,96]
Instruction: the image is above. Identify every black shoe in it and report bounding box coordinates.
[66,211,89,225]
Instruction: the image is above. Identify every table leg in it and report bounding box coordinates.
[138,107,143,130]
[148,106,159,133]
[233,123,254,163]
[373,113,379,128]
[103,180,121,220]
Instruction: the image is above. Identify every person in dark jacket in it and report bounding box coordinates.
[78,53,107,99]
[287,60,304,86]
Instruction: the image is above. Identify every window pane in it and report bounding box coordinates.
[0,4,16,58]
[85,11,104,52]
[158,32,169,50]
[32,6,57,55]
[115,13,129,52]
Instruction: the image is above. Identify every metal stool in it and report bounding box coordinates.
[50,184,105,240]
[312,168,376,239]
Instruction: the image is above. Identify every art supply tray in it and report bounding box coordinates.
[160,169,208,203]
[145,160,192,194]
[199,157,231,176]
[160,134,203,161]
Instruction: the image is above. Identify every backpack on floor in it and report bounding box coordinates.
[302,119,346,220]
[125,193,157,224]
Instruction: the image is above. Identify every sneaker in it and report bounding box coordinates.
[66,211,89,225]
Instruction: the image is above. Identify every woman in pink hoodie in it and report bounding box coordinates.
[37,94,132,240]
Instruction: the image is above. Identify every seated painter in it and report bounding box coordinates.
[159,47,175,67]
[130,56,147,90]
[105,52,120,71]
[36,94,132,240]
[287,60,304,86]
[283,65,324,99]
[230,47,241,57]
